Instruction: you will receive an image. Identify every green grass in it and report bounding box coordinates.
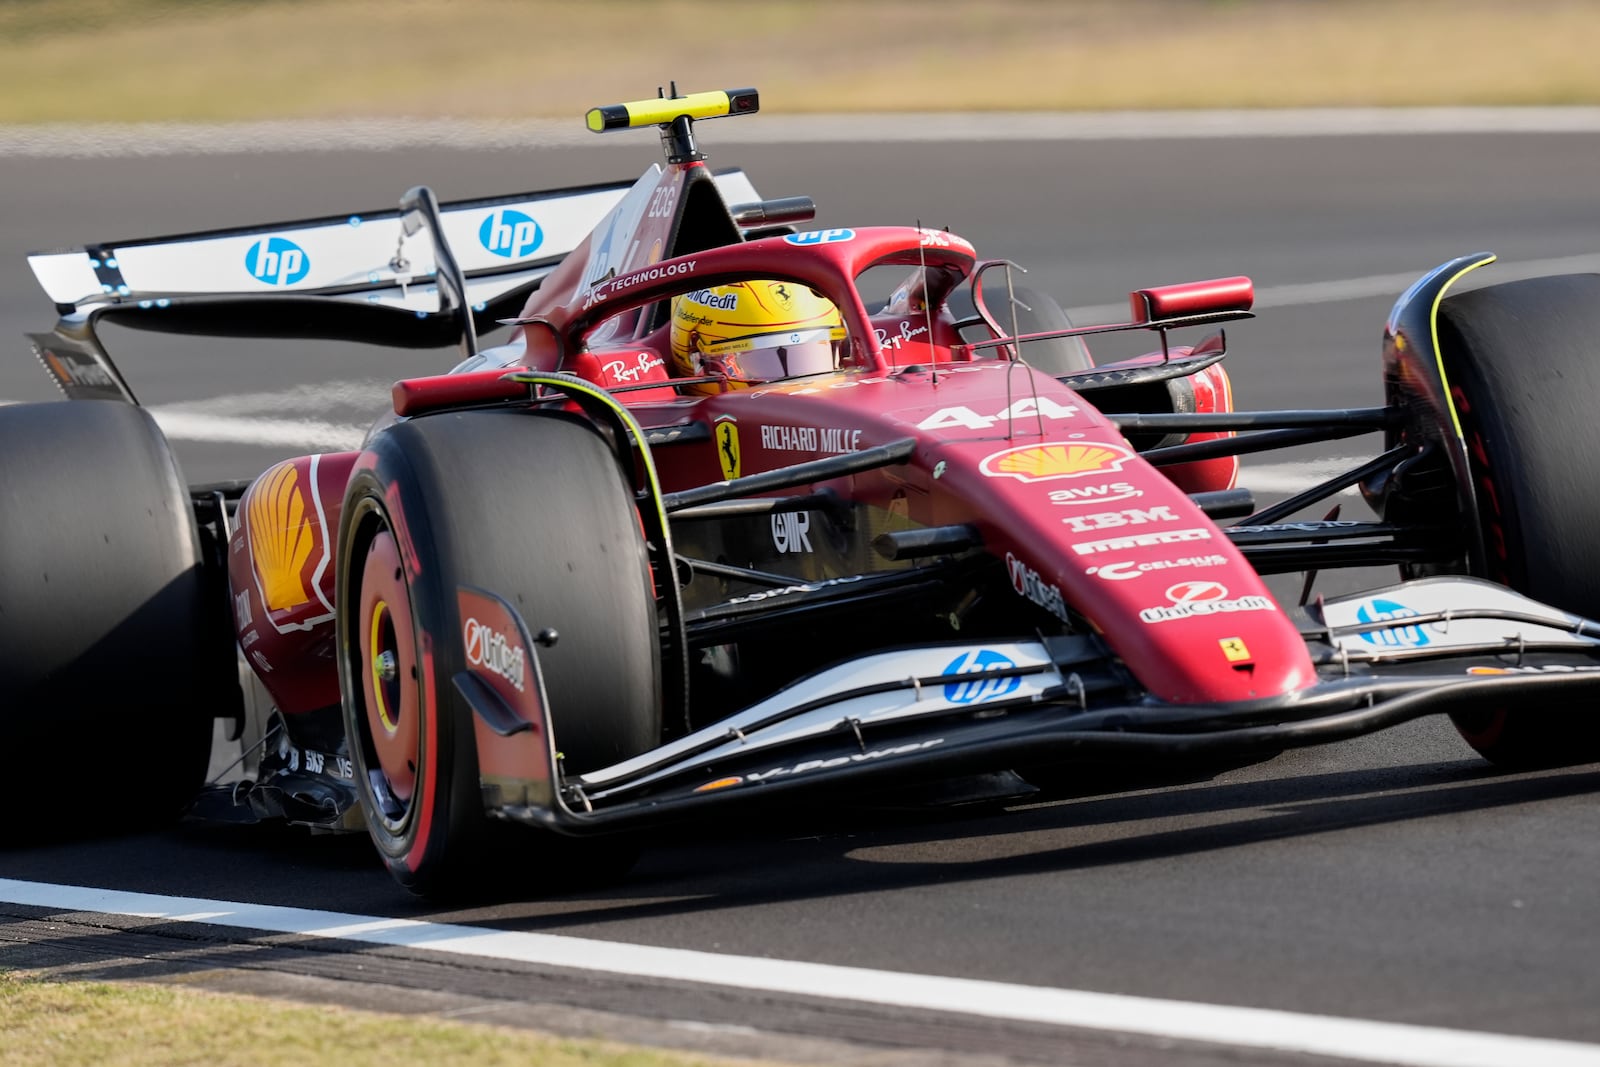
[2,0,1599,123]
[0,969,781,1067]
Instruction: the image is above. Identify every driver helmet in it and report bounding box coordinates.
[669,280,844,394]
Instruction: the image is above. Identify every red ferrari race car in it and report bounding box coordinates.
[7,88,1600,896]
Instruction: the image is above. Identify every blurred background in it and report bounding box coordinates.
[7,9,1600,1048]
[3,0,1600,123]
[5,0,1600,480]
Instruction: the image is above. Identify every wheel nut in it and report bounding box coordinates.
[375,649,398,682]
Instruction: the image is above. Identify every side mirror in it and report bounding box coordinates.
[1129,276,1254,325]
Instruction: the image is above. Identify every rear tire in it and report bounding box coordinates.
[950,282,1093,375]
[337,410,660,897]
[1437,273,1600,767]
[0,400,217,831]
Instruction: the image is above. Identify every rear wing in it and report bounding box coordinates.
[25,169,760,402]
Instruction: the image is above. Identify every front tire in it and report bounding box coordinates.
[337,410,661,896]
[1437,273,1600,767]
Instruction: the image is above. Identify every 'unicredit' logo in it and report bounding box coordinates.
[463,617,526,692]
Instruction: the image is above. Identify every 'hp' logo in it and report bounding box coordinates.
[783,228,855,246]
[244,237,310,286]
[942,649,1021,705]
[1355,598,1430,647]
[479,209,543,258]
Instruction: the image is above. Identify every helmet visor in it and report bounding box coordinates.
[703,328,836,381]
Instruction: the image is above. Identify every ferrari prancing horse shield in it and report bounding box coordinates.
[716,419,741,480]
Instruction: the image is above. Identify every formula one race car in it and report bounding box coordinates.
[7,88,1600,895]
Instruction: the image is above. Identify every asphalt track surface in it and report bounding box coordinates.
[4,127,1600,1066]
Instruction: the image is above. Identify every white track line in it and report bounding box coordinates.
[1,878,1596,1067]
[4,109,1600,157]
[1065,251,1600,323]
[154,378,392,418]
[148,409,365,451]
[1241,458,1365,496]
[0,398,366,451]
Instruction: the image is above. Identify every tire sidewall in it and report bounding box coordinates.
[338,453,481,888]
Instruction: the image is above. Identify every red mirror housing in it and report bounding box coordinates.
[1129,276,1254,324]
[393,368,526,417]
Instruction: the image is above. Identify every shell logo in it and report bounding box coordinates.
[980,442,1134,483]
[248,461,315,611]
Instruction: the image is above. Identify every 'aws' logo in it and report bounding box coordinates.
[245,237,310,286]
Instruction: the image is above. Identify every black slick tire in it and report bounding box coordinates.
[1437,273,1600,767]
[0,400,217,831]
[337,410,660,898]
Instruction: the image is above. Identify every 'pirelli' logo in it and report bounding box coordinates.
[1071,528,1213,556]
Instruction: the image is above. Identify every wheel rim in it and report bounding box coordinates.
[357,527,420,817]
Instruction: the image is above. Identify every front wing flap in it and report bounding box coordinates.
[464,577,1600,837]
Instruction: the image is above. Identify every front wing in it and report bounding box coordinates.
[457,576,1600,836]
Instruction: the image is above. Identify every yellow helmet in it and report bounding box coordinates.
[669,280,843,394]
